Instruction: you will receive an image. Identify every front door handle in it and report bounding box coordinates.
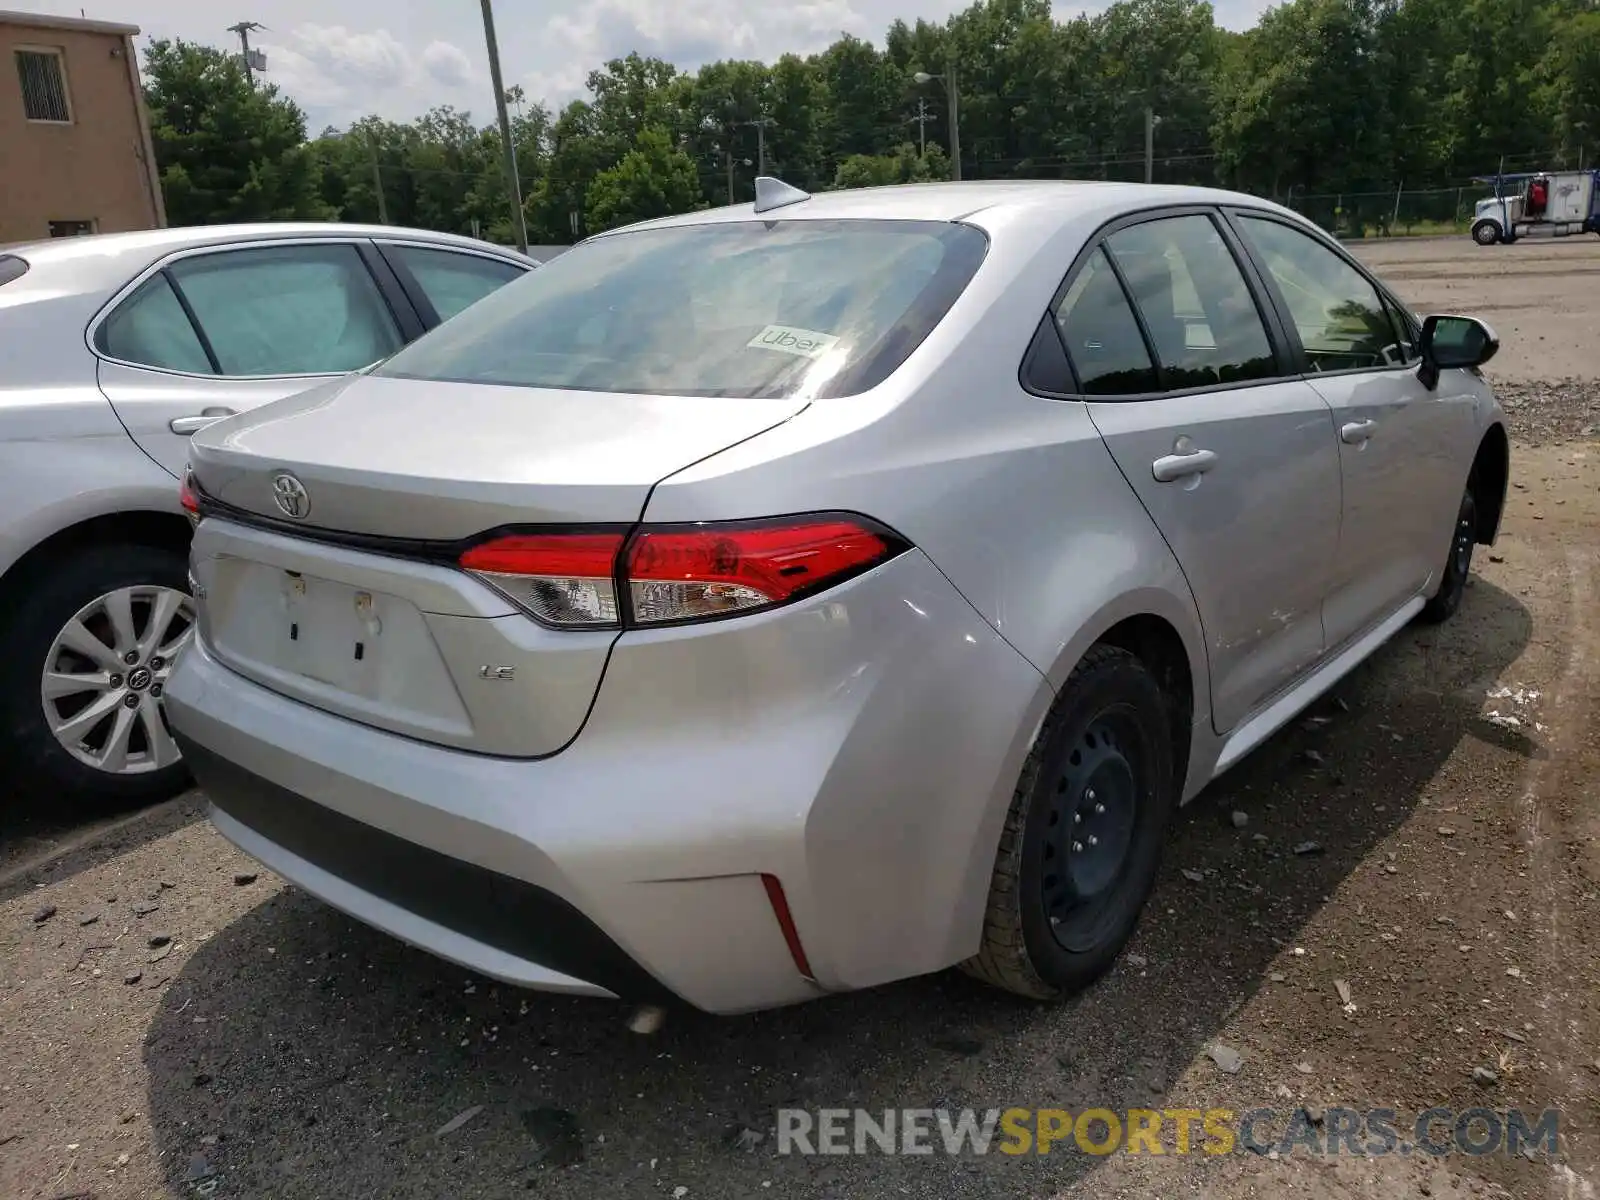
[1340,419,1377,445]
[1152,446,1218,483]
[169,406,235,435]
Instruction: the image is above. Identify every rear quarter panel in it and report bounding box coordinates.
[644,198,1210,722]
[640,200,1216,966]
[0,388,182,582]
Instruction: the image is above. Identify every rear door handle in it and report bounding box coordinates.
[1340,419,1377,444]
[1152,447,1218,483]
[169,407,235,435]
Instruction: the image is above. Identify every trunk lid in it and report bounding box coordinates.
[186,373,805,756]
[188,373,806,539]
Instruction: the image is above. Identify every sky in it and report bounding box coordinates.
[35,0,1277,133]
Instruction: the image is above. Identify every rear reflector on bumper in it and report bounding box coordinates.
[761,873,816,982]
[459,514,908,631]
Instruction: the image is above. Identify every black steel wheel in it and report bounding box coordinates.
[963,644,1177,999]
[1419,485,1478,625]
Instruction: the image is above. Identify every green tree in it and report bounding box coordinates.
[1212,0,1394,201]
[142,38,330,224]
[215,0,1591,243]
[527,101,611,242]
[833,143,950,188]
[1543,10,1600,164]
[585,127,703,231]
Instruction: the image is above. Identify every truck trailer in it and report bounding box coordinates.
[1471,169,1600,245]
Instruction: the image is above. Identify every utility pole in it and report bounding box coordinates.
[368,132,389,224]
[226,21,265,86]
[908,99,932,157]
[727,145,735,205]
[478,0,528,254]
[740,117,775,176]
[913,56,960,180]
[945,59,960,181]
[1144,106,1159,184]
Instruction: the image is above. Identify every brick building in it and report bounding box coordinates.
[0,9,164,242]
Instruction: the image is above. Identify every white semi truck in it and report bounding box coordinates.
[1471,169,1600,245]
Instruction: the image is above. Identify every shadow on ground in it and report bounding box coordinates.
[141,582,1533,1199]
[0,789,205,905]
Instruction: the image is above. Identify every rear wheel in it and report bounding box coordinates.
[962,645,1176,999]
[0,544,194,811]
[1419,485,1477,625]
[1472,221,1501,246]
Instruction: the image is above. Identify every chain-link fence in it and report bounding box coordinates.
[1286,186,1482,238]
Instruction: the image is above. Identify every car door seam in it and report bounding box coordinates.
[94,356,184,481]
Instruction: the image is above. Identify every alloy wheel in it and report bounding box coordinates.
[40,585,193,775]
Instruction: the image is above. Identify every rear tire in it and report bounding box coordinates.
[1419,485,1477,625]
[1472,221,1501,246]
[0,543,194,812]
[961,644,1176,1000]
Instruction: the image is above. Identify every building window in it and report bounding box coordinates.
[49,220,95,237]
[16,48,72,123]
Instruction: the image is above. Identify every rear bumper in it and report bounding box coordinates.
[184,740,669,1002]
[166,549,1051,1014]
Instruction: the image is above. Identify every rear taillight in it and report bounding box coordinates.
[626,519,896,625]
[457,515,906,630]
[459,532,625,627]
[179,468,201,527]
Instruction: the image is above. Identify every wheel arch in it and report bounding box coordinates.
[1094,613,1197,795]
[0,509,192,604]
[1469,423,1509,545]
[1039,588,1209,801]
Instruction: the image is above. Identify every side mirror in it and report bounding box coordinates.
[1417,314,1499,389]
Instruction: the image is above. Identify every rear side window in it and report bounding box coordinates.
[97,273,214,374]
[1106,215,1276,389]
[0,255,28,287]
[168,244,403,376]
[1235,215,1405,372]
[376,220,989,399]
[389,245,525,321]
[1053,247,1159,396]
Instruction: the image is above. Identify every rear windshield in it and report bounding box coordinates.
[0,255,28,287]
[375,219,988,399]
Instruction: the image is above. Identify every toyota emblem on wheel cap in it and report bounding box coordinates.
[271,473,310,519]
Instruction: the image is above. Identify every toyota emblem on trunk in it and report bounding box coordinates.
[271,473,310,519]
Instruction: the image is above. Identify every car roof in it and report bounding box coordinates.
[600,180,1291,235]
[2,222,533,273]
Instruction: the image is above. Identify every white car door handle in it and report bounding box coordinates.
[1151,447,1218,483]
[169,407,235,434]
[1341,419,1377,444]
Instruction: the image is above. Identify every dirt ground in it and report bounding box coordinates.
[2,235,1598,1200]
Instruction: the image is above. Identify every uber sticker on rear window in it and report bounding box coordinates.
[746,324,841,360]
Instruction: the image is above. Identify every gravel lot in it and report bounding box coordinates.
[3,234,1598,1200]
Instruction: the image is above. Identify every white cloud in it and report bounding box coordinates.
[422,40,474,87]
[262,24,480,129]
[531,0,870,106]
[293,25,412,87]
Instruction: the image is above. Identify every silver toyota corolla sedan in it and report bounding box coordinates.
[168,180,1509,1014]
[0,224,532,811]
